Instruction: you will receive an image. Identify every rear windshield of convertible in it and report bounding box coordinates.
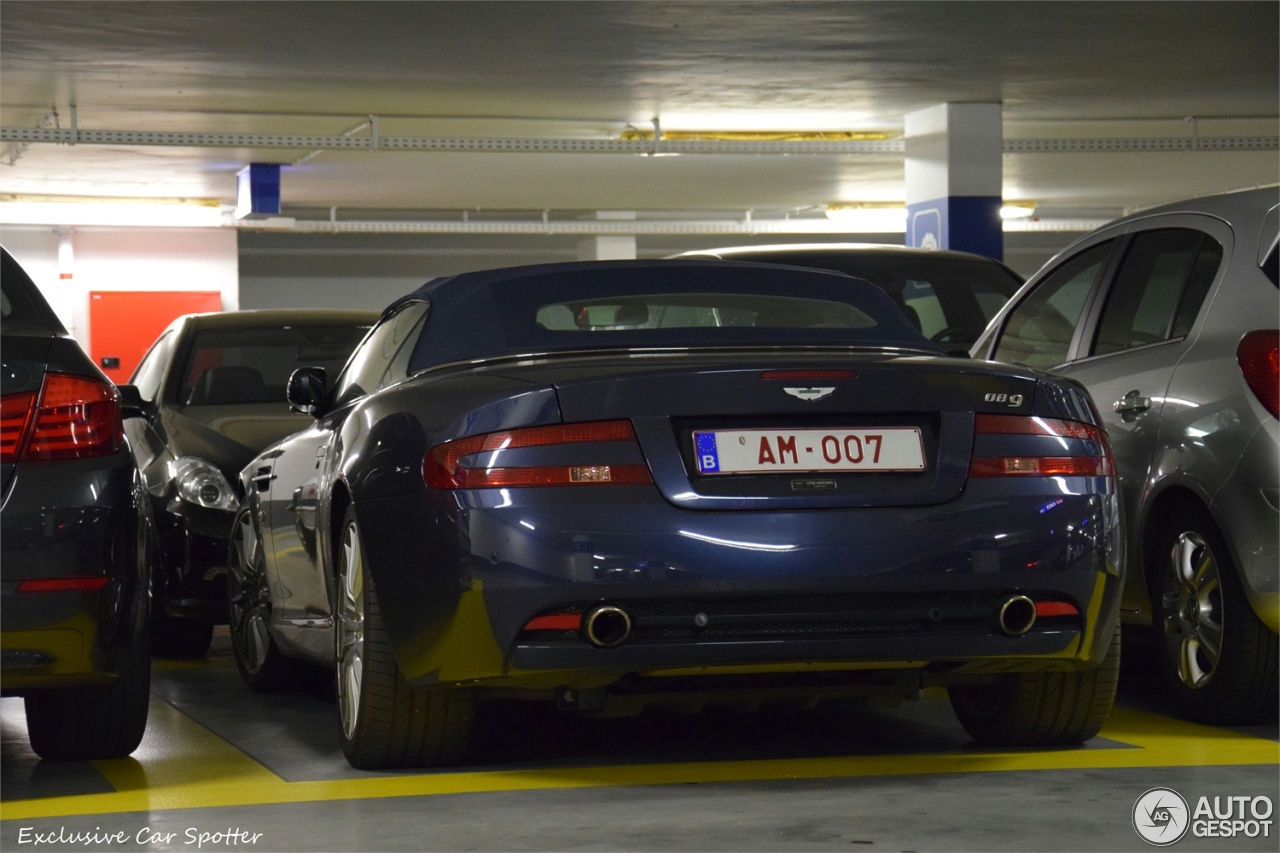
[535,293,877,331]
[402,262,939,372]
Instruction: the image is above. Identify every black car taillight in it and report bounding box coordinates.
[12,373,124,462]
[969,414,1112,478]
[0,390,36,463]
[424,420,653,490]
[1237,330,1279,418]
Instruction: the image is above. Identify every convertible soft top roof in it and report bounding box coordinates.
[393,259,942,372]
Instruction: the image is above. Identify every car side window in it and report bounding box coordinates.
[331,302,429,406]
[993,241,1113,370]
[130,331,174,402]
[377,308,430,391]
[1092,229,1223,356]
[1170,237,1224,338]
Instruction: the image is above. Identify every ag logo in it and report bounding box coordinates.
[1133,787,1190,845]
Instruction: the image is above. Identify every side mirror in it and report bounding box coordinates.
[287,367,326,416]
[117,384,154,420]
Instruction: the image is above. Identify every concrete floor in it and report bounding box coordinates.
[2,629,1276,852]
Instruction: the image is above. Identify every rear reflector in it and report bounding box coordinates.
[969,456,1111,478]
[1035,600,1079,617]
[1237,330,1279,418]
[424,420,653,490]
[0,391,36,463]
[522,613,583,631]
[761,370,857,380]
[16,577,111,593]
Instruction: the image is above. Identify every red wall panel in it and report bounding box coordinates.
[89,291,222,384]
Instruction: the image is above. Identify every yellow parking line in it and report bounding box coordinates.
[2,703,1275,822]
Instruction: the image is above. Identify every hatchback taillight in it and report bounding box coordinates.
[1,373,123,463]
[969,414,1112,478]
[1237,330,1279,419]
[424,420,653,490]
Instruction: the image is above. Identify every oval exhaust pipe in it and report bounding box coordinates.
[584,604,632,648]
[996,595,1037,636]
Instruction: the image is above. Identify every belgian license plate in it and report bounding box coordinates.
[693,427,925,474]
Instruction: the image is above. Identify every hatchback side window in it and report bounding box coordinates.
[331,302,429,406]
[993,241,1113,370]
[1092,229,1223,356]
[130,331,174,402]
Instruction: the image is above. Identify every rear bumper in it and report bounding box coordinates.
[1210,421,1280,634]
[1,586,122,690]
[355,475,1123,688]
[0,451,149,694]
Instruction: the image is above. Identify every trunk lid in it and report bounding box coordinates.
[484,349,1038,510]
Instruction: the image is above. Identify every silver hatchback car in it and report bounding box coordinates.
[972,188,1278,725]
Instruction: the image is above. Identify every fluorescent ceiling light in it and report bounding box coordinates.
[823,206,908,231]
[1000,205,1036,220]
[653,110,883,133]
[0,200,228,228]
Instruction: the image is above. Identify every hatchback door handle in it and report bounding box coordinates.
[1113,390,1152,415]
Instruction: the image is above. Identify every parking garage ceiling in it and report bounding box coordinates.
[1,1,1277,219]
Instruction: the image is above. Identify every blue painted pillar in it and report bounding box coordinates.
[904,103,1003,260]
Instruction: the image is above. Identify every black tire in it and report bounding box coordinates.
[228,503,303,691]
[949,626,1120,746]
[151,606,214,659]
[1147,503,1278,725]
[335,506,474,769]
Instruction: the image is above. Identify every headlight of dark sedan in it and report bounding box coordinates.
[171,456,237,511]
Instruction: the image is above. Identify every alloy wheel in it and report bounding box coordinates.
[229,510,271,675]
[336,520,365,740]
[1161,530,1223,689]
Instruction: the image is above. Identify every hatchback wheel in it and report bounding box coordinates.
[949,626,1120,746]
[335,506,474,769]
[1149,504,1278,724]
[228,503,301,690]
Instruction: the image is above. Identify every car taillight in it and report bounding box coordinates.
[19,373,124,462]
[1237,330,1279,418]
[969,414,1112,478]
[424,420,653,490]
[0,390,36,463]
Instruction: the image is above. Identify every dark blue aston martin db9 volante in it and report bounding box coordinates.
[231,260,1123,769]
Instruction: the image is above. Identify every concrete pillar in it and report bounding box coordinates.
[904,103,1003,260]
[577,211,637,261]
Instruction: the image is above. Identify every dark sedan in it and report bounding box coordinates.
[671,244,1023,355]
[1,248,152,760]
[231,260,1124,770]
[119,309,376,657]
